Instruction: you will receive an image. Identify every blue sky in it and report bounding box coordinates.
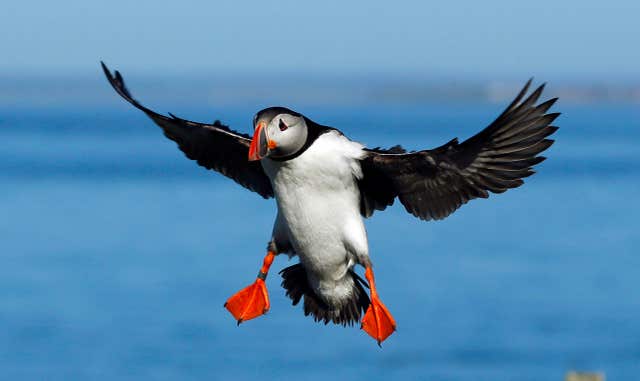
[2,0,639,79]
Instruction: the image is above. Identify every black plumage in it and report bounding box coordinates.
[280,264,370,327]
[101,62,274,198]
[359,79,559,221]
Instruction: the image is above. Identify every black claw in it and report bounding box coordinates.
[237,319,243,326]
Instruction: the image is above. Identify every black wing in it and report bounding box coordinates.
[360,79,559,220]
[101,62,273,198]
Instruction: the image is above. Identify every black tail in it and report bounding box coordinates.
[279,263,370,326]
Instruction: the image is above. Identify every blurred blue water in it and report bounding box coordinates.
[1,100,639,380]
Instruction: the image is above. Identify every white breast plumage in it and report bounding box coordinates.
[261,130,370,303]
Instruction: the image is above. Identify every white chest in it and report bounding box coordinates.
[261,131,370,275]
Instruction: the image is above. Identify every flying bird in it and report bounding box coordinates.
[101,62,559,345]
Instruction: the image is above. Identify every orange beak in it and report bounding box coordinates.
[248,122,268,161]
[249,121,279,161]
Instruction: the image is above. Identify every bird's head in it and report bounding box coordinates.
[248,107,309,161]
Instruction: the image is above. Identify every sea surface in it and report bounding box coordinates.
[1,94,639,380]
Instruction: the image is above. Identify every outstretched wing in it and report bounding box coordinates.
[101,62,273,198]
[360,79,559,220]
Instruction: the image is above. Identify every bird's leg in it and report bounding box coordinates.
[361,266,396,346]
[224,250,275,325]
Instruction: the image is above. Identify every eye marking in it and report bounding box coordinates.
[279,119,288,131]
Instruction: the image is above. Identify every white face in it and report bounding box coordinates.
[264,113,308,159]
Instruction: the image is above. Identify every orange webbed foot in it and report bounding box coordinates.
[361,296,396,346]
[224,251,275,325]
[224,278,270,325]
[361,266,396,346]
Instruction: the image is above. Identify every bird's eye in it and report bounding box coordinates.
[279,119,288,131]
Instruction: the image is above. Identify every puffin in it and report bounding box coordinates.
[101,62,559,345]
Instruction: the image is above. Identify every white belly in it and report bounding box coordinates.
[275,174,364,276]
[262,131,370,298]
